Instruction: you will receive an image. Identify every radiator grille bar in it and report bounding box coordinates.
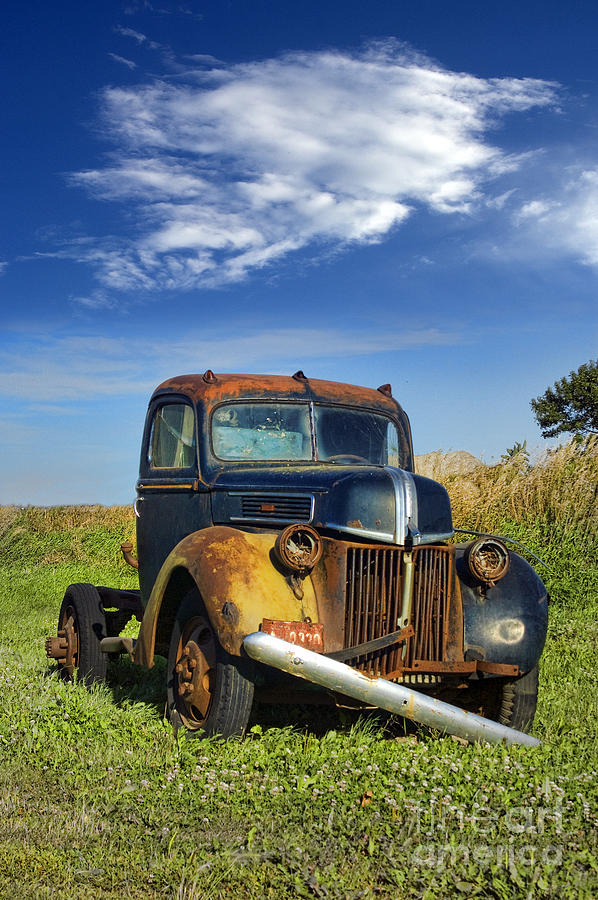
[344,545,452,677]
[408,546,452,667]
[344,547,403,677]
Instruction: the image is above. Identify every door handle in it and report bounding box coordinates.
[134,497,144,518]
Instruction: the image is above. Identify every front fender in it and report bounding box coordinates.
[134,526,319,667]
[456,546,548,674]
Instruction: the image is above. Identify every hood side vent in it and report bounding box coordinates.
[230,492,314,524]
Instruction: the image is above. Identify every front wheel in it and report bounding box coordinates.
[492,665,539,732]
[166,594,254,739]
[454,665,539,733]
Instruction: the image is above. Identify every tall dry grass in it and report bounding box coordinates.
[0,505,135,569]
[442,438,597,545]
[1,439,595,561]
[12,504,134,534]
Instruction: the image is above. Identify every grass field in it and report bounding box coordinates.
[0,442,596,898]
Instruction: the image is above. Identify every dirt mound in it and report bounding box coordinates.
[414,450,485,480]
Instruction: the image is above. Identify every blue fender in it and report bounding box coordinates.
[456,546,549,674]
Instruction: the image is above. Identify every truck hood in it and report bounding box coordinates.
[210,465,453,546]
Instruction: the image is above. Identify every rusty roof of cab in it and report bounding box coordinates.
[152,372,403,415]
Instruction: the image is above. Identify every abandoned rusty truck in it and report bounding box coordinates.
[46,372,548,747]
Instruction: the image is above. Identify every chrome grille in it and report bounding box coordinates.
[232,492,313,524]
[344,545,452,677]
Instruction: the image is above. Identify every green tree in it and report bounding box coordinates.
[531,359,598,438]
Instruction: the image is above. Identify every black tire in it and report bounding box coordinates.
[493,665,539,733]
[57,583,108,685]
[166,594,254,739]
[453,665,539,734]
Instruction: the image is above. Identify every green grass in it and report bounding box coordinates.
[0,484,597,898]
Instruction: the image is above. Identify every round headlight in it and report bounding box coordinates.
[466,537,510,586]
[275,524,322,574]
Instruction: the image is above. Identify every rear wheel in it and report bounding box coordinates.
[166,594,254,739]
[53,583,108,685]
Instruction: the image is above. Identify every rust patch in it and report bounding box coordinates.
[445,564,464,662]
[151,372,402,415]
[134,526,319,667]
[411,660,476,673]
[121,541,139,570]
[45,608,78,676]
[309,538,347,652]
[221,601,240,627]
[403,693,416,718]
[477,661,520,676]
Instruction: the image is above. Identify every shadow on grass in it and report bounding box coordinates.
[45,654,421,741]
[105,655,168,716]
[248,692,419,740]
[106,656,383,737]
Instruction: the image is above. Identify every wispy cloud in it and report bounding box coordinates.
[0,416,41,445]
[124,1,202,20]
[513,168,598,267]
[0,335,141,402]
[70,290,121,310]
[68,42,557,292]
[114,25,162,50]
[184,54,224,67]
[108,52,137,70]
[0,325,462,403]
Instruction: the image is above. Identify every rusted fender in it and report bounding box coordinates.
[134,526,319,667]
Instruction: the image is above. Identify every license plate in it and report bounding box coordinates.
[260,619,324,651]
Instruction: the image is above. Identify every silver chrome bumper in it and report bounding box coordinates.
[243,632,540,748]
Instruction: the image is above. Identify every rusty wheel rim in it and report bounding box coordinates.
[57,604,79,678]
[173,616,217,729]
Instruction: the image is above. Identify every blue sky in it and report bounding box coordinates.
[2,0,597,504]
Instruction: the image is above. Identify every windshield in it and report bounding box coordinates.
[211,401,409,467]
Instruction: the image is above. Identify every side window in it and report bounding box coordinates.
[386,421,400,468]
[149,403,196,469]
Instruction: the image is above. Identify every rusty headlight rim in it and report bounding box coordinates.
[465,537,510,586]
[275,523,322,574]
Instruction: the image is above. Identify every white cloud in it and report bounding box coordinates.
[513,168,598,266]
[485,188,518,210]
[124,2,202,21]
[108,53,137,70]
[70,290,120,310]
[515,198,557,222]
[184,54,224,66]
[0,335,141,402]
[69,42,557,291]
[0,325,462,403]
[114,26,161,50]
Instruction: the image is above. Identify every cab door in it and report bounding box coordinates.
[135,396,210,606]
